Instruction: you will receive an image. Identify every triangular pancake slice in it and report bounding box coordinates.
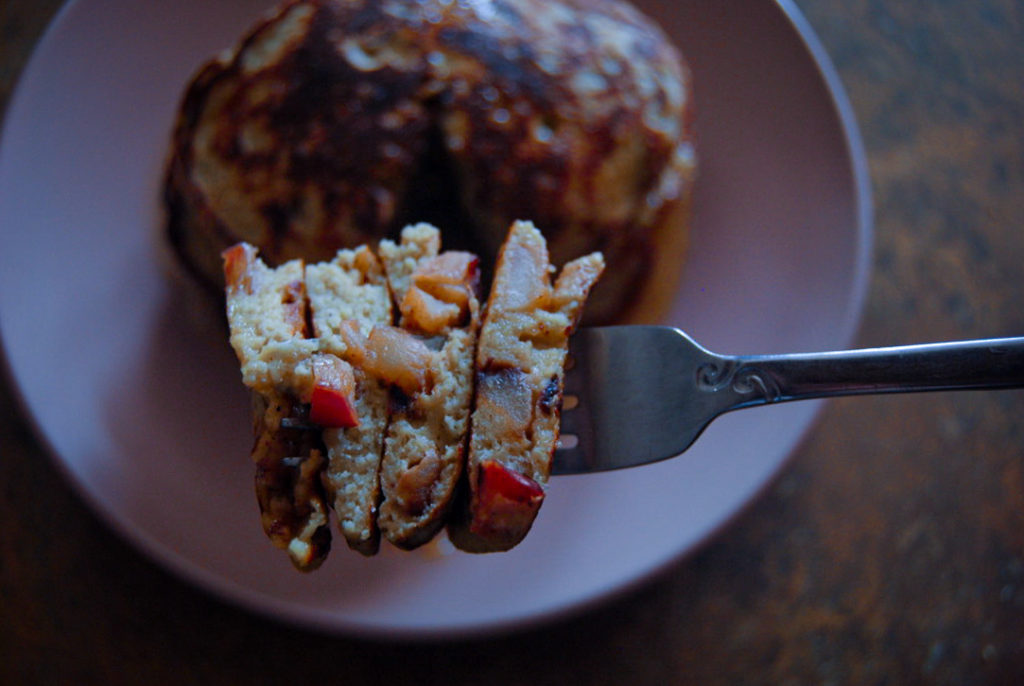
[305,247,393,556]
[376,224,482,549]
[222,243,331,570]
[449,221,604,553]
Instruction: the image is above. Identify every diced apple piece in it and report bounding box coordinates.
[334,319,369,364]
[422,281,471,310]
[330,321,432,393]
[478,459,544,503]
[363,325,433,395]
[351,244,382,278]
[309,354,359,428]
[489,237,549,312]
[310,384,358,428]
[400,286,463,334]
[468,459,545,539]
[221,243,258,293]
[413,252,479,306]
[414,251,478,283]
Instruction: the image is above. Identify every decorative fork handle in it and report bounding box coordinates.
[703,337,1024,411]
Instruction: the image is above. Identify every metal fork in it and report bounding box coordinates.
[555,326,1024,475]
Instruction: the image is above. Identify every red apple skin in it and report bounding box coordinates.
[467,460,545,542]
[479,459,544,502]
[309,384,359,428]
[308,355,360,428]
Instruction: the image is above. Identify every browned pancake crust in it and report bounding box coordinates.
[165,0,695,324]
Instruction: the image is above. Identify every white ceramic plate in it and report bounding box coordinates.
[0,0,870,638]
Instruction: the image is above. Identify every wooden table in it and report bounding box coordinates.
[3,1,1022,683]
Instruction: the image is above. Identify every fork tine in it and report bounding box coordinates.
[557,335,600,474]
[555,326,715,475]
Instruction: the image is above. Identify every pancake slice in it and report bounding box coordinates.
[305,246,393,555]
[449,221,604,553]
[222,243,331,570]
[376,224,482,550]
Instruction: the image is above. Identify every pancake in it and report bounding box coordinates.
[165,0,695,325]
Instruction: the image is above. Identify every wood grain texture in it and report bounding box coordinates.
[2,1,1022,683]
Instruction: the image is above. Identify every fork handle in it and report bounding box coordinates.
[716,337,1024,410]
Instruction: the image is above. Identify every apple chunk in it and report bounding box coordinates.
[399,251,480,334]
[221,242,257,293]
[400,285,462,334]
[488,238,549,312]
[364,325,433,395]
[413,252,479,306]
[334,322,434,395]
[309,354,359,428]
[468,459,545,540]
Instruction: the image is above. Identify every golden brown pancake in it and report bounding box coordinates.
[165,0,696,324]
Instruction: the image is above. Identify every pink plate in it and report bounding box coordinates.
[0,0,870,638]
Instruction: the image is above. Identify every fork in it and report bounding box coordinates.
[554,326,1024,475]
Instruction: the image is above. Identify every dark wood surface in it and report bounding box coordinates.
[2,1,1023,683]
